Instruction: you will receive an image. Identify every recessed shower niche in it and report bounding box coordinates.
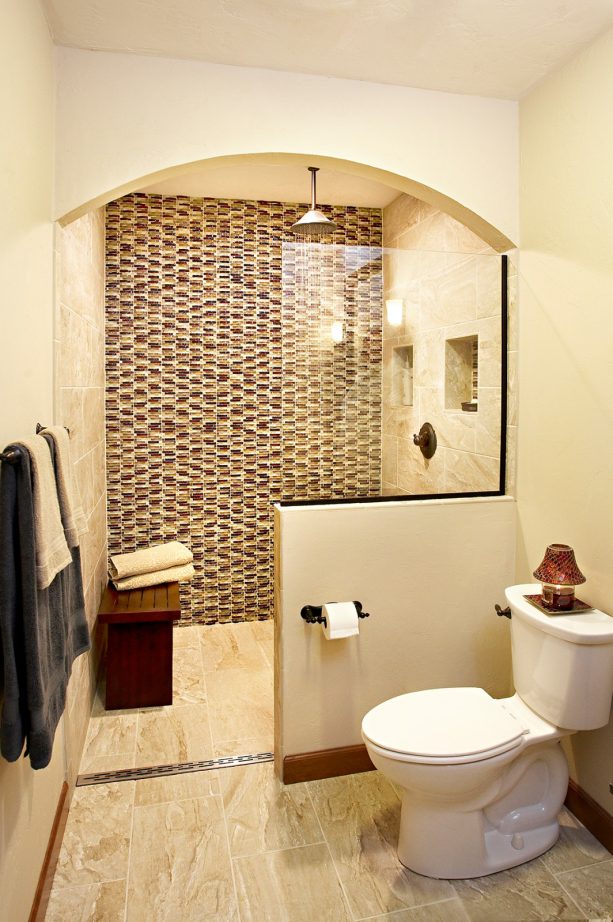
[445,334,479,411]
[392,345,414,406]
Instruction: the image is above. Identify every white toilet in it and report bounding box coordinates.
[361,584,613,879]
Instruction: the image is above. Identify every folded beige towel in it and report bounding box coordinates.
[18,436,72,589]
[109,541,193,581]
[42,426,87,548]
[111,562,194,592]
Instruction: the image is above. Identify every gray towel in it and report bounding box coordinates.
[0,441,90,769]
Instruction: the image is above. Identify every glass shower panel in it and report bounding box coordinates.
[280,241,383,502]
[281,241,505,502]
[381,247,504,496]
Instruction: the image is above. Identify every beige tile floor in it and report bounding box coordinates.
[46,622,613,921]
[80,620,275,774]
[46,767,613,922]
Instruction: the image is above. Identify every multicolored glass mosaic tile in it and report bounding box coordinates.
[105,194,383,622]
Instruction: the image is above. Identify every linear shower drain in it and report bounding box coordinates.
[76,751,274,786]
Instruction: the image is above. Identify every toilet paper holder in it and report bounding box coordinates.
[300,601,370,627]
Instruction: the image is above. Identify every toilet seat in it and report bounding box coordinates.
[362,687,526,765]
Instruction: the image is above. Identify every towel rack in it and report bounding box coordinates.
[0,424,71,465]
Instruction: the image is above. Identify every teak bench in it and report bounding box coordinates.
[98,581,181,710]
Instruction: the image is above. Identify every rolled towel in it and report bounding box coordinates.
[109,540,192,581]
[111,562,194,592]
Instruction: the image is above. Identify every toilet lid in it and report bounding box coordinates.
[362,687,525,763]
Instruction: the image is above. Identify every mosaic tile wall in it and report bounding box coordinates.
[105,194,382,622]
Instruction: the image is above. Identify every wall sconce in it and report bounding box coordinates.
[386,299,404,326]
[533,543,586,611]
[330,320,345,343]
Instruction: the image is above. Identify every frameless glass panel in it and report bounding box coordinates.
[280,240,505,503]
[382,247,503,497]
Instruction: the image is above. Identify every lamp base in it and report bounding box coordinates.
[541,584,574,610]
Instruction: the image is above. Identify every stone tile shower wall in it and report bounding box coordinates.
[105,195,382,623]
[55,208,108,782]
[381,194,503,494]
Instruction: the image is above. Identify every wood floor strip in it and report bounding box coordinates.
[28,781,71,922]
[283,743,374,784]
[565,777,613,853]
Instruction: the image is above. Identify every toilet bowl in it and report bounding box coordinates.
[362,584,613,879]
[363,688,569,878]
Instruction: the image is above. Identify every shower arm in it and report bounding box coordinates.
[309,167,319,209]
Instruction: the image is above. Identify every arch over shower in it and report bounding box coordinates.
[57,152,515,252]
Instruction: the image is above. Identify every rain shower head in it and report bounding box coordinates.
[291,167,337,237]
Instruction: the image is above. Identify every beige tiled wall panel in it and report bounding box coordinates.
[105,195,382,623]
[381,194,511,495]
[54,208,108,783]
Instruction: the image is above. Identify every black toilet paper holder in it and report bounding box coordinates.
[300,601,370,627]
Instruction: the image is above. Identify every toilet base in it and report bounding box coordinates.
[395,742,569,879]
[398,798,560,878]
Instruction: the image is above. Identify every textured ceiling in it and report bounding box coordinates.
[42,0,613,99]
[140,162,401,207]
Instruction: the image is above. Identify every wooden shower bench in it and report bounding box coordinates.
[98,581,181,710]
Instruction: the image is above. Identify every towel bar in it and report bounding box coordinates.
[0,424,71,464]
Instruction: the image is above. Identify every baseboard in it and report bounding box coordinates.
[283,743,374,784]
[28,780,70,922]
[565,778,613,853]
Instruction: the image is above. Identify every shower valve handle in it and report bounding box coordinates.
[412,422,437,459]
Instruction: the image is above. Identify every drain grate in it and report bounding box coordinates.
[76,751,274,786]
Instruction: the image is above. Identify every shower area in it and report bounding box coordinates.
[104,181,508,627]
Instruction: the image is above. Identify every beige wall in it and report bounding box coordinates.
[54,209,108,782]
[54,48,518,246]
[518,26,613,812]
[381,194,503,495]
[275,497,515,762]
[0,3,62,921]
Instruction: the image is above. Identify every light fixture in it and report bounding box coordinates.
[291,167,337,237]
[533,543,586,611]
[330,320,344,343]
[386,299,404,326]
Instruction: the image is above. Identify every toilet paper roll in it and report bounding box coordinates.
[322,602,359,640]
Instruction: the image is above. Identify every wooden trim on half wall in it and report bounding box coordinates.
[28,781,70,922]
[283,743,374,784]
[565,778,613,854]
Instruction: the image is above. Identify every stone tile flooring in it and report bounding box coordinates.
[45,622,613,921]
[79,620,274,774]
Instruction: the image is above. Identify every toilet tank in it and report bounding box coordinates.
[505,584,613,730]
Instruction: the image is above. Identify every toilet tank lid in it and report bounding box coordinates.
[362,687,524,760]
[506,584,613,644]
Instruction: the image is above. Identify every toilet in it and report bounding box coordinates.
[361,583,613,879]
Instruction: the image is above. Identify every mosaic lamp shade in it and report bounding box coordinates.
[533,543,586,610]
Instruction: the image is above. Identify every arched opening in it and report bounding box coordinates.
[58,150,516,779]
[59,151,516,253]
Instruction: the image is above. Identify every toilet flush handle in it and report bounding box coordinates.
[495,604,512,620]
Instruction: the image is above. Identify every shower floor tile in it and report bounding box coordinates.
[134,703,214,768]
[81,620,274,776]
[199,620,270,673]
[46,769,613,922]
[206,664,274,745]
